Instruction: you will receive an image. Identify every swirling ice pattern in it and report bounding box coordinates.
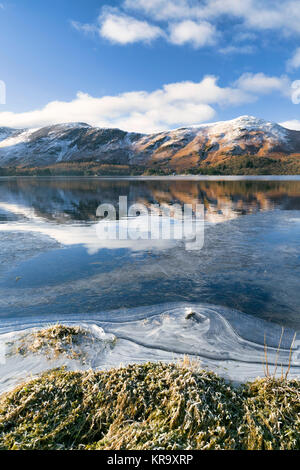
[0,302,299,392]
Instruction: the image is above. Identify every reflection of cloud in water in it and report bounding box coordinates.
[0,202,44,222]
[0,202,205,253]
[0,220,179,253]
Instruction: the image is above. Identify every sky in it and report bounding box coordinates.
[0,0,300,133]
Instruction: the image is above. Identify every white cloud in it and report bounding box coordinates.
[99,11,163,45]
[235,73,290,96]
[287,48,300,70]
[124,0,201,21]
[161,76,248,105]
[280,119,300,130]
[244,1,300,34]
[72,10,163,45]
[124,0,300,35]
[0,76,253,133]
[169,20,216,47]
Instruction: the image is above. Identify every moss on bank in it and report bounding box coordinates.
[6,325,116,365]
[0,363,299,450]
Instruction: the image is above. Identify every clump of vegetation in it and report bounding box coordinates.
[240,378,300,450]
[0,362,299,450]
[7,325,108,363]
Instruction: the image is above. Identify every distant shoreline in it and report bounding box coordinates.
[1,174,300,181]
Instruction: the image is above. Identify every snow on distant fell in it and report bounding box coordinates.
[174,116,288,142]
[0,116,298,168]
[207,116,288,143]
[172,116,288,151]
[194,116,286,136]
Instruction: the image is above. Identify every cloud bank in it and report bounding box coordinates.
[0,74,293,133]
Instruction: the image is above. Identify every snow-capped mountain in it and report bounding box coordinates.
[0,123,142,167]
[0,116,299,170]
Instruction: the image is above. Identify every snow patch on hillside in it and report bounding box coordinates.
[194,116,288,140]
[0,128,41,149]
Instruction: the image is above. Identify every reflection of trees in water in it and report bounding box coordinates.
[0,179,299,223]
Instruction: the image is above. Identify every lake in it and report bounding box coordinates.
[0,176,300,386]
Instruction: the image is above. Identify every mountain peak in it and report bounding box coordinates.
[210,115,280,128]
[201,116,288,141]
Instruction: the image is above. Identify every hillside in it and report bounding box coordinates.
[0,116,300,175]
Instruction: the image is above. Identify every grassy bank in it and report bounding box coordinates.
[0,362,299,450]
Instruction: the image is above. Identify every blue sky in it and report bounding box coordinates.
[0,0,300,133]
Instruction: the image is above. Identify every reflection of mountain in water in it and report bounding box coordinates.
[0,178,299,224]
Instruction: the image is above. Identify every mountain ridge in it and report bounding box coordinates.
[0,116,300,174]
